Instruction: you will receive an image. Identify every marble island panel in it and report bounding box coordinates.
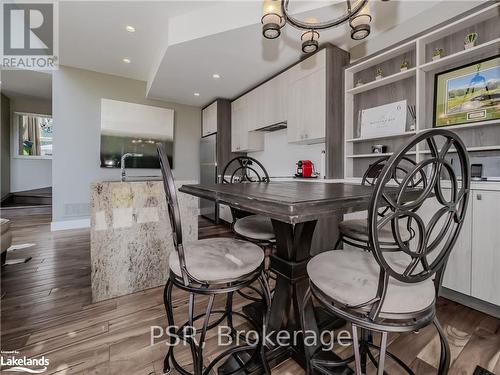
[90,180,198,302]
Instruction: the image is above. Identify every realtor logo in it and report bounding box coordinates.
[2,2,58,70]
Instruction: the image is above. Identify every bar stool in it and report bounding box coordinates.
[303,129,471,375]
[221,156,276,301]
[221,156,275,245]
[157,145,272,375]
[335,156,421,251]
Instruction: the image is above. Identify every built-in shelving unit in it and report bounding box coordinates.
[344,3,500,179]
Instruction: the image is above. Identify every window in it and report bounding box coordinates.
[14,113,53,158]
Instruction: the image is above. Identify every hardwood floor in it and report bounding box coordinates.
[1,215,499,374]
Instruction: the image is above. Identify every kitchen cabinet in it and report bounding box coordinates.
[231,96,264,152]
[202,101,217,137]
[253,72,287,130]
[471,190,500,305]
[287,49,326,144]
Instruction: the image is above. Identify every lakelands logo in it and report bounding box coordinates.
[1,351,49,373]
[2,1,58,70]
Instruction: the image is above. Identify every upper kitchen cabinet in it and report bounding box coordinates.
[287,49,326,144]
[202,101,217,137]
[231,95,264,152]
[252,71,288,130]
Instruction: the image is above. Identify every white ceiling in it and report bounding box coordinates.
[3,1,486,106]
[1,70,52,100]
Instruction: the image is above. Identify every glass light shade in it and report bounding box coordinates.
[262,0,284,39]
[350,1,371,28]
[262,0,282,26]
[301,29,320,54]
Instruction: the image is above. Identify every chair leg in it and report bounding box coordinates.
[257,271,273,375]
[196,294,215,375]
[377,332,388,375]
[434,317,450,375]
[334,235,343,250]
[352,324,362,375]
[163,280,174,374]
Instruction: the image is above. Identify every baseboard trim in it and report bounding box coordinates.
[440,287,500,319]
[51,218,90,231]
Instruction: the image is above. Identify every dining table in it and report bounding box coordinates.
[179,181,378,375]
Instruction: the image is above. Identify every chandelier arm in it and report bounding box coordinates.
[282,0,368,30]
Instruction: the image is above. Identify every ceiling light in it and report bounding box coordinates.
[194,92,200,97]
[125,25,136,33]
[212,74,221,79]
[262,0,372,53]
[122,58,131,64]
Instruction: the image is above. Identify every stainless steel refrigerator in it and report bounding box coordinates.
[199,133,218,221]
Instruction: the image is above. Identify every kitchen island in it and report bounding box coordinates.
[90,180,198,302]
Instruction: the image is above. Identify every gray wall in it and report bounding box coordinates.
[8,95,52,192]
[1,94,11,200]
[52,66,201,223]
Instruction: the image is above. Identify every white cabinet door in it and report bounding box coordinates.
[231,97,245,152]
[231,96,264,152]
[471,190,500,305]
[257,72,287,129]
[287,50,326,144]
[202,102,217,137]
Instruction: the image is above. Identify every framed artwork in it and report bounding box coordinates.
[433,55,500,128]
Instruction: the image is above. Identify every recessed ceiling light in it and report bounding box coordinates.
[122,58,131,64]
[194,92,200,97]
[212,73,220,79]
[125,25,136,33]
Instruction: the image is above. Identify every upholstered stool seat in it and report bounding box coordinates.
[169,237,265,282]
[233,215,275,241]
[339,219,412,243]
[307,249,435,317]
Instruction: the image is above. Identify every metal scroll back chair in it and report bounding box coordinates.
[305,128,471,375]
[157,144,272,375]
[221,156,276,301]
[221,156,276,244]
[335,155,422,251]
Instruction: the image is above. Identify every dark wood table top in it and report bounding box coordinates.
[179,181,376,224]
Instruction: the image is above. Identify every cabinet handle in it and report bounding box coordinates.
[476,194,482,200]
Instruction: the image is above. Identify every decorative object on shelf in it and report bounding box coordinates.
[356,80,364,87]
[371,144,387,154]
[434,55,500,128]
[464,32,478,50]
[471,163,485,181]
[432,48,444,61]
[261,0,372,54]
[375,67,383,80]
[360,100,407,138]
[407,104,417,131]
[400,58,410,71]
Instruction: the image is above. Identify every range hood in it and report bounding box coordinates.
[255,121,287,132]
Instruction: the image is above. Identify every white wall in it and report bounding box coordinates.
[9,95,52,193]
[52,66,201,224]
[248,129,325,177]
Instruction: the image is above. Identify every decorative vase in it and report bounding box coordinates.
[464,32,478,50]
[432,48,444,61]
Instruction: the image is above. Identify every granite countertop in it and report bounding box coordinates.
[89,179,199,302]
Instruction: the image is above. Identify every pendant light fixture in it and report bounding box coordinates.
[262,0,373,53]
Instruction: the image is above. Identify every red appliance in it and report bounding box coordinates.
[295,160,314,178]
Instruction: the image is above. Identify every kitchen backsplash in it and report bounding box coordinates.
[248,129,325,177]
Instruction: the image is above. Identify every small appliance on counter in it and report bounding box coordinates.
[295,160,317,178]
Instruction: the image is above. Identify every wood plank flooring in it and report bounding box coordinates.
[1,215,499,374]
